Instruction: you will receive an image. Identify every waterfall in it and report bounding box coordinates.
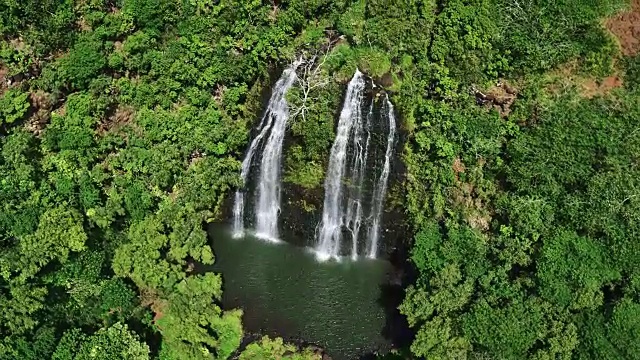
[315,70,366,260]
[234,65,397,260]
[366,95,396,259]
[344,102,372,260]
[232,63,299,239]
[316,71,397,261]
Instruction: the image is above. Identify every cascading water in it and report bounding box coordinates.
[315,70,398,261]
[232,62,299,239]
[344,102,372,260]
[315,70,366,260]
[366,95,397,259]
[234,65,396,259]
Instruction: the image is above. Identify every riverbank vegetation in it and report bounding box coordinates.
[1,0,639,359]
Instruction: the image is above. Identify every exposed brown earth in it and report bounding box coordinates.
[581,75,624,98]
[606,0,640,56]
[475,80,518,117]
[0,65,8,95]
[546,61,624,99]
[450,157,492,231]
[98,106,135,135]
[139,287,167,325]
[378,73,394,88]
[452,157,466,180]
[25,91,53,135]
[76,17,92,32]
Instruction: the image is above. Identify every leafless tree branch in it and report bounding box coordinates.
[289,36,341,124]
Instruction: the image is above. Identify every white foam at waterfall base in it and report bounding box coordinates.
[310,247,343,263]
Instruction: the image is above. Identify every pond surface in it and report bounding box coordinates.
[207,224,394,360]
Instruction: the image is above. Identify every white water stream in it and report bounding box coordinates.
[366,95,397,258]
[232,63,299,240]
[315,70,366,260]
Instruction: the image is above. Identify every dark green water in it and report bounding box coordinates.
[208,224,394,360]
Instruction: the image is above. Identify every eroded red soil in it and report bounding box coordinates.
[606,0,640,56]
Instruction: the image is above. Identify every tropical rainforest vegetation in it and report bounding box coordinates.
[1,0,639,359]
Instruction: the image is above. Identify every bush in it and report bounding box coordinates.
[0,89,30,126]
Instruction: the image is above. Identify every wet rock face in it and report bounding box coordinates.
[279,183,324,248]
[377,73,394,88]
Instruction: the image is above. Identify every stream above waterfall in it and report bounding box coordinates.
[207,224,403,360]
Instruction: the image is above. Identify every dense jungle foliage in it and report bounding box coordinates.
[1,0,639,359]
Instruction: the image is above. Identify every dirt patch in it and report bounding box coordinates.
[9,38,27,52]
[29,91,51,109]
[452,157,466,180]
[545,61,624,98]
[450,181,491,232]
[474,80,518,117]
[377,73,394,88]
[139,287,168,325]
[97,106,135,135]
[54,104,66,117]
[450,158,492,231]
[581,75,624,98]
[151,301,167,324]
[606,0,640,56]
[25,91,53,135]
[76,17,92,32]
[0,65,8,95]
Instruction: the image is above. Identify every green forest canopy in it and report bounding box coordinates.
[1,0,639,359]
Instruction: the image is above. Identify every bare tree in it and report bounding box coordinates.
[289,33,343,124]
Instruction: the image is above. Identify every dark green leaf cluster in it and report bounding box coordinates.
[393,0,640,358]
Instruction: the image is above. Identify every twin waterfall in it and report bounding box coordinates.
[232,66,397,261]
